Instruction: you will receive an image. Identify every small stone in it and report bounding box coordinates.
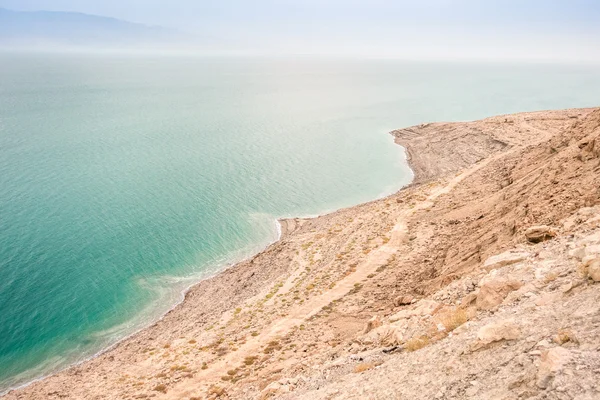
[587,259,600,281]
[552,329,578,345]
[559,281,574,293]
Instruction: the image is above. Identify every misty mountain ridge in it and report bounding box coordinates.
[0,8,192,49]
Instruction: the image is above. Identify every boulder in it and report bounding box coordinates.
[525,226,557,243]
[536,347,572,389]
[476,277,523,310]
[477,320,521,343]
[482,251,529,271]
[471,320,520,351]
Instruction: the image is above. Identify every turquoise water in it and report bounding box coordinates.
[1,55,599,392]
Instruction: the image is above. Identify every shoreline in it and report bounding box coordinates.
[5,107,597,400]
[0,135,414,396]
[1,217,286,396]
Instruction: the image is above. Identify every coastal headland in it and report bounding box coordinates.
[5,107,600,400]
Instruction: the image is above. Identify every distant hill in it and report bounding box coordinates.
[0,8,188,49]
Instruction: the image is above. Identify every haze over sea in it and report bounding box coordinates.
[1,53,599,392]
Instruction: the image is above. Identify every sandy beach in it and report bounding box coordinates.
[4,107,600,400]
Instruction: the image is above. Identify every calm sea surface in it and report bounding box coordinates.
[1,54,599,391]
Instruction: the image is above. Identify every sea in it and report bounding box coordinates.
[1,53,599,392]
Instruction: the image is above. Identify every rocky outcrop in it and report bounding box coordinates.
[471,320,521,350]
[359,325,404,347]
[289,204,600,400]
[475,275,522,310]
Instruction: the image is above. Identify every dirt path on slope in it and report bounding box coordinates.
[162,145,522,399]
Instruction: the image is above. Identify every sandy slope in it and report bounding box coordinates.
[4,107,599,400]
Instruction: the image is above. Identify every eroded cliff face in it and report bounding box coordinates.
[395,108,600,293]
[5,108,600,400]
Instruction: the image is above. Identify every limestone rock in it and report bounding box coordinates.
[587,258,600,281]
[389,299,440,322]
[582,246,600,265]
[364,315,383,334]
[525,225,557,243]
[359,325,404,346]
[482,250,529,271]
[388,309,411,322]
[535,292,562,306]
[460,292,478,308]
[568,246,586,260]
[476,277,523,310]
[536,347,572,389]
[562,207,600,231]
[471,320,520,351]
[413,299,441,316]
[478,320,521,343]
[581,231,600,245]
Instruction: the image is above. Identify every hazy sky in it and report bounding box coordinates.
[1,0,599,61]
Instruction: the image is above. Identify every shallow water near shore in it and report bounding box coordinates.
[1,54,600,392]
